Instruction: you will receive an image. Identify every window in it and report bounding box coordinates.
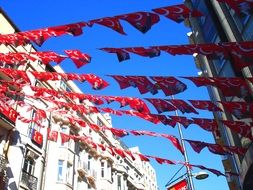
[60,128,67,147]
[23,157,35,175]
[107,163,112,180]
[101,161,105,178]
[117,175,121,190]
[66,163,73,185]
[57,160,64,182]
[88,155,92,170]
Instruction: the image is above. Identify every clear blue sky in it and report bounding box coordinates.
[1,1,229,189]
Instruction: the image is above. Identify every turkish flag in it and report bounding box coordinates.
[117,12,160,33]
[189,100,222,112]
[167,179,187,190]
[47,128,58,142]
[185,139,207,153]
[169,116,193,128]
[151,114,177,127]
[192,118,219,134]
[64,50,91,68]
[146,98,176,113]
[169,99,198,114]
[153,4,202,23]
[220,101,253,120]
[88,17,126,35]
[125,76,158,95]
[151,76,187,96]
[32,129,43,146]
[60,133,70,144]
[100,48,130,62]
[221,120,253,140]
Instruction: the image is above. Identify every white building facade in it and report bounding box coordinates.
[0,9,158,190]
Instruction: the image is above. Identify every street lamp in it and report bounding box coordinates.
[165,166,209,189]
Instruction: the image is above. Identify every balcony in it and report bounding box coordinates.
[87,169,97,180]
[77,161,88,177]
[20,171,38,190]
[86,169,97,189]
[0,155,7,174]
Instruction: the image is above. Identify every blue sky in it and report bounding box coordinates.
[1,0,230,189]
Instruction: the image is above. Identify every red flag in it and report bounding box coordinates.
[114,148,127,158]
[109,75,133,89]
[138,154,150,161]
[124,47,160,58]
[121,110,160,124]
[167,179,187,190]
[217,0,253,14]
[97,144,106,151]
[125,150,136,161]
[64,50,91,68]
[31,129,43,146]
[192,118,220,136]
[213,77,250,98]
[100,107,122,116]
[169,99,198,114]
[151,114,177,127]
[191,164,225,176]
[60,133,70,144]
[145,98,176,113]
[221,120,253,140]
[117,12,160,33]
[47,128,58,142]
[224,146,247,155]
[161,134,184,154]
[31,51,66,64]
[207,144,228,155]
[151,76,187,96]
[88,17,126,35]
[220,101,253,120]
[51,22,86,36]
[124,76,158,95]
[152,4,203,23]
[185,139,206,153]
[100,48,130,62]
[169,116,193,128]
[106,127,129,138]
[0,103,19,122]
[81,74,109,90]
[126,97,150,114]
[189,100,222,112]
[183,76,214,87]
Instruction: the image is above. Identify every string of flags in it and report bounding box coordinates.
[0,1,251,47]
[1,79,253,121]
[100,41,253,71]
[0,50,91,68]
[1,67,253,99]
[1,84,252,142]
[217,0,253,14]
[0,4,202,47]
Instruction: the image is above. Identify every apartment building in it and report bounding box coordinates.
[184,1,253,190]
[0,9,158,190]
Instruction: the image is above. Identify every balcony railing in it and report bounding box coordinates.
[20,171,38,190]
[0,155,7,173]
[88,169,97,180]
[77,161,88,176]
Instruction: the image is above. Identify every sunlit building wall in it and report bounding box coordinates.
[184,1,253,190]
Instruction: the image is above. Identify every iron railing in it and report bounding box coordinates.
[21,171,38,190]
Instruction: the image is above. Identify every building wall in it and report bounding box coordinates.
[185,1,253,190]
[0,9,158,190]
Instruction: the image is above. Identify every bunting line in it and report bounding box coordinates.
[0,4,202,47]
